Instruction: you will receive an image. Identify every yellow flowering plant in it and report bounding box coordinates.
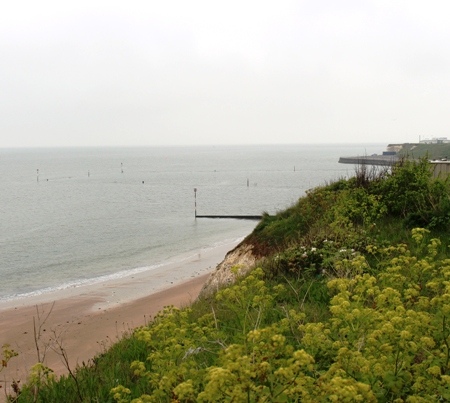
[1,344,17,373]
[111,229,450,402]
[300,229,450,402]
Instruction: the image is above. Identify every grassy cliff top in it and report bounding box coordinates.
[392,142,450,159]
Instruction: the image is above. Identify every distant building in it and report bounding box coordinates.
[419,137,450,144]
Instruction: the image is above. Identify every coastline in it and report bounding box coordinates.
[0,238,243,312]
[0,240,239,396]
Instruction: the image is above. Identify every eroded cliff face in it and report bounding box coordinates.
[198,242,257,297]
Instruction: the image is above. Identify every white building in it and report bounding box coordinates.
[419,137,450,144]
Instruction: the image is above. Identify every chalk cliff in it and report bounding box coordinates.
[198,242,257,297]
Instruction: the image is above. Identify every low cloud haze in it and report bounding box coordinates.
[1,1,449,147]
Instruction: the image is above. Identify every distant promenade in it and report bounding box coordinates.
[338,155,399,166]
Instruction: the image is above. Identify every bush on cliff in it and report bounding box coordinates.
[247,157,450,257]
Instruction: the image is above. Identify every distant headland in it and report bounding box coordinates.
[339,137,450,166]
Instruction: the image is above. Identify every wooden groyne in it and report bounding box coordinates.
[193,188,262,221]
[195,214,262,220]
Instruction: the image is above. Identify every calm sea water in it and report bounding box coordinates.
[0,144,383,302]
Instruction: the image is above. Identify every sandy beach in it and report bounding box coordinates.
[0,241,237,399]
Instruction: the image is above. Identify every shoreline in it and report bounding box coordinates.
[0,241,238,398]
[0,239,241,313]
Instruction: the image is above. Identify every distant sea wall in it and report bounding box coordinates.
[338,155,399,166]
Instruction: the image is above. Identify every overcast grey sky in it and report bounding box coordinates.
[1,1,449,147]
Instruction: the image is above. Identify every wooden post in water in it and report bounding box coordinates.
[194,188,197,218]
[37,169,39,182]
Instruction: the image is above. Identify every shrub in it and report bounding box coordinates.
[370,158,449,218]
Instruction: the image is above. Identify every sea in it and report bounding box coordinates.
[0,144,384,305]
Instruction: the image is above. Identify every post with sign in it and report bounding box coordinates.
[194,188,197,219]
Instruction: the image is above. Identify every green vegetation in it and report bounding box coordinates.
[7,157,450,402]
[397,143,450,160]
